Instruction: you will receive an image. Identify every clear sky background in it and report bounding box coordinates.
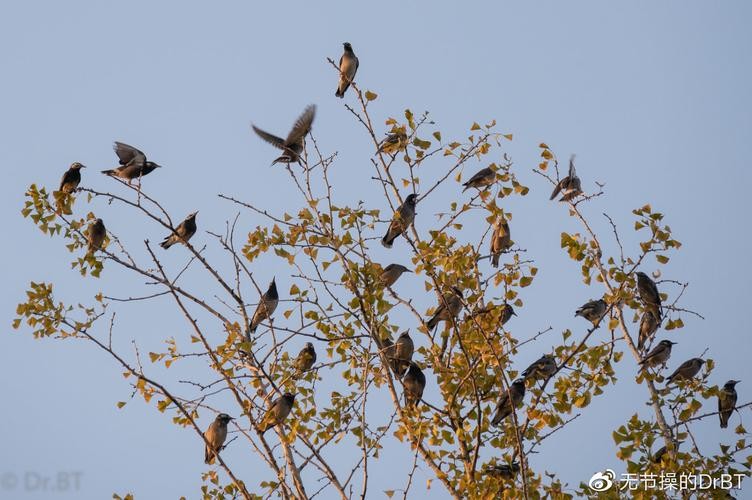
[2,1,751,498]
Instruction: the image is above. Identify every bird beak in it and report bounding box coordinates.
[670,341,677,345]
[511,310,518,316]
[81,165,87,169]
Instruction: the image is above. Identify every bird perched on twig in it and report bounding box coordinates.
[381,193,418,248]
[549,155,582,202]
[638,310,661,351]
[293,342,317,377]
[462,166,496,192]
[160,212,198,249]
[575,299,607,325]
[635,271,662,320]
[522,354,557,383]
[204,413,233,464]
[491,379,526,426]
[425,286,463,331]
[335,42,359,98]
[379,263,410,288]
[484,462,520,480]
[86,218,106,254]
[249,279,279,335]
[377,130,408,155]
[719,380,740,429]
[257,393,296,434]
[102,142,162,183]
[490,218,512,268]
[639,340,676,370]
[666,358,705,385]
[402,362,426,408]
[59,162,85,193]
[390,331,414,377]
[252,105,316,166]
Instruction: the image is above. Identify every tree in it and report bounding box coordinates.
[15,61,751,499]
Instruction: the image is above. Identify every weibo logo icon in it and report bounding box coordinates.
[588,469,616,492]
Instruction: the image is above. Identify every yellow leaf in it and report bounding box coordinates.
[365,90,378,101]
[470,122,481,131]
[503,133,513,141]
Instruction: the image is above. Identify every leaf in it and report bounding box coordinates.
[503,133,513,141]
[365,90,378,101]
[432,131,441,142]
[470,122,481,131]
[116,401,126,409]
[384,490,395,498]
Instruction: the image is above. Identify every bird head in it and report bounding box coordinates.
[188,211,199,220]
[512,378,526,389]
[283,392,296,401]
[660,340,677,348]
[305,342,314,349]
[343,42,353,51]
[71,162,86,170]
[635,271,649,280]
[398,331,410,339]
[505,304,517,316]
[405,193,418,206]
[217,413,233,423]
[726,380,741,388]
[451,286,463,296]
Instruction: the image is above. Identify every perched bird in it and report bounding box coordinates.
[522,354,557,383]
[160,212,198,249]
[257,392,296,434]
[719,380,740,429]
[59,162,85,193]
[491,379,526,426]
[638,309,661,351]
[425,287,463,331]
[490,218,512,268]
[639,340,676,370]
[379,263,410,287]
[462,167,496,192]
[468,302,516,328]
[652,441,681,464]
[575,299,607,325]
[252,105,316,165]
[86,218,106,254]
[377,130,408,155]
[499,303,516,326]
[249,279,279,334]
[549,154,582,202]
[484,462,520,480]
[636,271,662,319]
[294,342,317,376]
[666,358,706,385]
[102,142,162,183]
[335,42,359,98]
[381,193,418,248]
[204,413,233,465]
[402,362,426,408]
[391,331,414,377]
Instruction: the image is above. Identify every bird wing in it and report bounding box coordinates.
[550,178,566,200]
[113,142,145,166]
[252,125,286,150]
[286,105,316,145]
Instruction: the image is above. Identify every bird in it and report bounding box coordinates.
[499,303,516,327]
[86,218,106,254]
[639,340,676,370]
[638,309,661,351]
[252,105,316,166]
[257,393,296,434]
[491,379,526,426]
[204,413,233,465]
[379,263,410,288]
[636,272,662,319]
[381,193,418,248]
[335,42,359,98]
[484,462,520,479]
[102,142,162,183]
[249,279,279,334]
[719,380,740,429]
[402,363,426,408]
[522,354,557,383]
[652,441,681,464]
[59,162,85,193]
[468,302,516,328]
[575,299,607,325]
[160,212,198,249]
[391,331,414,377]
[490,218,512,268]
[377,130,408,155]
[462,167,496,192]
[425,287,463,331]
[294,342,317,376]
[666,358,705,385]
[549,154,582,202]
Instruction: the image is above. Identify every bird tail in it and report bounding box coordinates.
[204,445,215,465]
[381,234,394,248]
[426,314,438,331]
[462,184,470,193]
[160,236,174,249]
[335,86,344,98]
[720,417,728,429]
[101,169,115,176]
[491,253,500,268]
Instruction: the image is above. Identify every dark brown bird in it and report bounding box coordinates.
[462,167,496,192]
[252,105,316,165]
[377,130,408,155]
[257,393,295,434]
[391,331,414,377]
[204,413,233,464]
[379,263,410,287]
[666,358,705,385]
[294,342,317,376]
[86,218,106,254]
[639,340,676,370]
[549,154,582,201]
[160,212,198,249]
[575,299,607,325]
[636,271,662,319]
[102,142,162,183]
[491,378,526,426]
[402,362,426,408]
[719,380,740,429]
[425,286,463,331]
[637,309,660,351]
[484,462,520,480]
[522,354,557,383]
[490,218,512,268]
[499,303,516,326]
[335,42,359,98]
[381,193,418,248]
[249,279,279,334]
[59,162,85,193]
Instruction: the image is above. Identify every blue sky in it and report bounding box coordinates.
[2,1,751,498]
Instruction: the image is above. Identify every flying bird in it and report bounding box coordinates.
[102,142,162,183]
[294,342,317,376]
[490,218,512,268]
[638,310,661,351]
[491,379,526,426]
[402,363,426,408]
[575,299,607,325]
[462,167,496,192]
[636,271,662,319]
[425,287,463,331]
[257,393,296,434]
[381,193,418,248]
[379,263,410,288]
[549,154,582,202]
[639,340,676,370]
[86,218,106,254]
[666,358,705,385]
[335,42,359,98]
[59,162,85,193]
[249,279,279,334]
[204,413,233,465]
[377,130,408,155]
[522,354,557,383]
[160,212,198,249]
[252,105,316,165]
[719,380,740,429]
[391,331,414,377]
